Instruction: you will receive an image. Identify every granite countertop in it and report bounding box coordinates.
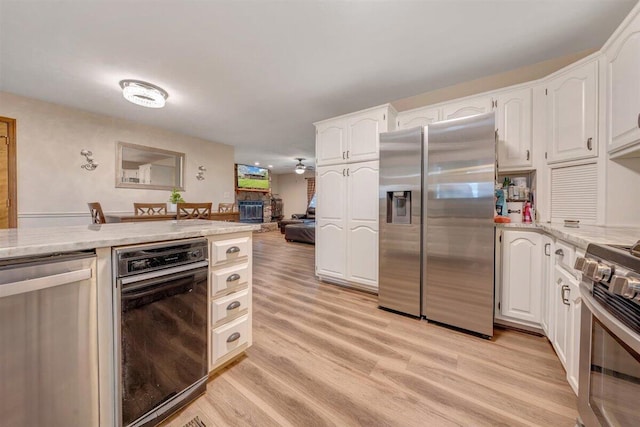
[497,222,640,249]
[0,220,260,259]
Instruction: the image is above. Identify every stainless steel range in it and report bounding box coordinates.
[575,241,640,427]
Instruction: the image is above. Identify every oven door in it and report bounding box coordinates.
[119,265,209,427]
[579,283,640,427]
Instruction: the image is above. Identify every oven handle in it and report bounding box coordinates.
[119,260,209,286]
[580,282,640,355]
[121,266,208,295]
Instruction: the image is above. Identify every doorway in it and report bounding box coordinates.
[0,117,17,228]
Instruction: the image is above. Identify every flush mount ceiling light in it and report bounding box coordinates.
[119,79,169,108]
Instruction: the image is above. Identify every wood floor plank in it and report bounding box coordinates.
[162,231,578,427]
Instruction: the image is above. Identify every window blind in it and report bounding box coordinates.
[550,162,598,224]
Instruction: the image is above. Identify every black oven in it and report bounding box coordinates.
[114,238,209,427]
[577,243,640,427]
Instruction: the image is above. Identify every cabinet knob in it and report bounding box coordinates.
[346,150,350,159]
[587,137,593,151]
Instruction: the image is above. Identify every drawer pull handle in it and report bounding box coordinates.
[587,137,593,151]
[227,301,241,310]
[526,149,530,161]
[555,249,564,256]
[226,273,241,282]
[226,246,240,254]
[561,284,571,305]
[226,332,241,343]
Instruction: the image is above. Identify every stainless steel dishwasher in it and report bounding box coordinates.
[0,251,98,426]
[114,238,209,427]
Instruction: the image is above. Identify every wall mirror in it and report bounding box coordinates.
[116,142,185,190]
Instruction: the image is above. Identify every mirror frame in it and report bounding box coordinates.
[115,141,185,191]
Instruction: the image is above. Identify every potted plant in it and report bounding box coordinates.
[168,188,185,212]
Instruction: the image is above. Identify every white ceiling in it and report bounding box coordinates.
[0,0,635,174]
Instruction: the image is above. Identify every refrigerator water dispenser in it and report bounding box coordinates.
[387,191,411,224]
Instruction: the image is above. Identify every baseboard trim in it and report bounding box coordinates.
[317,275,378,295]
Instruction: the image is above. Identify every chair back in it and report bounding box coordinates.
[87,202,106,224]
[218,203,236,213]
[177,202,212,219]
[134,203,167,216]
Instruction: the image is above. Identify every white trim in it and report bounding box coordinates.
[601,0,640,52]
[313,103,397,126]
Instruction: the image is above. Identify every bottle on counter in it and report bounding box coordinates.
[523,201,532,223]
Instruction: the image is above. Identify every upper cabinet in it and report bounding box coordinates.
[396,106,440,130]
[442,96,493,120]
[496,88,533,169]
[545,60,598,164]
[604,8,640,156]
[315,104,396,166]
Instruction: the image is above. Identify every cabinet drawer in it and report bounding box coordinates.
[211,315,249,362]
[210,263,249,296]
[211,288,249,326]
[555,240,576,274]
[211,237,250,265]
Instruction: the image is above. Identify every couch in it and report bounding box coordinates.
[277,206,315,234]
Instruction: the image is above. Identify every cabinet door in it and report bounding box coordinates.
[442,96,493,120]
[501,230,542,324]
[316,120,347,166]
[607,29,640,152]
[397,107,440,130]
[316,165,347,279]
[540,236,554,337]
[552,265,572,369]
[346,161,379,287]
[346,109,386,163]
[497,88,532,169]
[546,61,598,163]
[567,280,581,395]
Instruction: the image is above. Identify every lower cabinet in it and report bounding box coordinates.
[552,265,573,368]
[540,235,554,337]
[498,230,542,326]
[207,232,253,372]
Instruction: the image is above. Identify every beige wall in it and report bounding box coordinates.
[0,91,235,227]
[606,156,640,226]
[392,49,597,112]
[276,173,310,219]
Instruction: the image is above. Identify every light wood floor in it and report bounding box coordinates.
[164,230,577,427]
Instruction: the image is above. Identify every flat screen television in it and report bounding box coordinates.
[236,164,270,190]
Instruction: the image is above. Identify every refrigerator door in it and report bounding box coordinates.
[424,113,495,337]
[379,127,423,316]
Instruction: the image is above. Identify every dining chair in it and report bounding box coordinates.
[218,203,236,213]
[176,202,212,219]
[87,202,106,224]
[134,203,167,216]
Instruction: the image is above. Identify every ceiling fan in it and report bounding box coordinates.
[294,158,314,174]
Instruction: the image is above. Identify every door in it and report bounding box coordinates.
[316,120,346,166]
[546,61,598,163]
[501,230,542,324]
[540,236,554,338]
[316,165,347,279]
[607,29,640,152]
[567,280,581,394]
[442,96,493,120]
[0,117,16,228]
[346,161,379,287]
[346,109,385,163]
[497,88,532,169]
[397,107,440,130]
[553,265,573,369]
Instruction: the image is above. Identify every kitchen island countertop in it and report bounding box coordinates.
[0,220,260,259]
[497,222,640,249]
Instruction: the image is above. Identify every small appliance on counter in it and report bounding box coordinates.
[507,202,523,223]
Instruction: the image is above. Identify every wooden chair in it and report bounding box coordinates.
[218,203,236,213]
[177,202,212,219]
[87,202,106,224]
[134,203,167,216]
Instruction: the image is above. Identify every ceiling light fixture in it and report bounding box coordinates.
[119,79,169,108]
[294,158,306,174]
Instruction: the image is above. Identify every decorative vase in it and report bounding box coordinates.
[168,203,177,213]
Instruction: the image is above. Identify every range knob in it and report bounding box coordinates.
[621,276,640,299]
[574,257,587,271]
[609,275,627,295]
[582,259,598,278]
[582,260,611,282]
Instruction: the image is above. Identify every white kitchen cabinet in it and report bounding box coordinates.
[540,235,554,337]
[546,60,598,163]
[567,278,582,394]
[315,104,396,166]
[500,230,542,326]
[496,88,533,169]
[316,161,379,290]
[605,8,640,155]
[552,264,573,369]
[396,106,440,130]
[442,96,493,120]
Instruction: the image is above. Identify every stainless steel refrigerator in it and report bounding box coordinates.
[379,112,496,337]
